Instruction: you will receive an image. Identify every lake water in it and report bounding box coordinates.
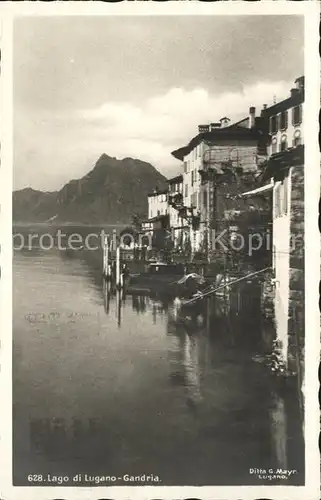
[13,249,304,486]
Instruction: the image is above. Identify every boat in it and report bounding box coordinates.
[126,261,185,294]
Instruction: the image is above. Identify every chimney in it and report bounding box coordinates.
[249,106,256,128]
[198,124,210,134]
[210,122,221,131]
[295,76,304,91]
[220,117,231,128]
[260,104,267,117]
[291,88,299,98]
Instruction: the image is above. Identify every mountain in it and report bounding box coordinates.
[13,188,59,223]
[13,154,167,224]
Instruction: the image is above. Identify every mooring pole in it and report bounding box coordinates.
[105,235,109,278]
[103,235,107,276]
[116,246,121,289]
[103,234,111,279]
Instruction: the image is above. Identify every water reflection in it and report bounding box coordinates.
[13,249,304,486]
[270,393,288,470]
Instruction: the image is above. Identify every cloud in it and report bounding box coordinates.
[15,80,293,191]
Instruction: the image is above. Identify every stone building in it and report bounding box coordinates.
[147,188,168,220]
[171,109,269,261]
[261,146,304,374]
[167,174,188,252]
[238,76,305,381]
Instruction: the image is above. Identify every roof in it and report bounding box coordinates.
[261,90,304,118]
[168,174,183,184]
[171,124,262,161]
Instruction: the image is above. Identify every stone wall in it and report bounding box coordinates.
[287,164,304,375]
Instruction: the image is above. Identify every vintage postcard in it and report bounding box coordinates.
[0,2,320,499]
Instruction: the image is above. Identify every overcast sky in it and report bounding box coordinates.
[14,15,304,191]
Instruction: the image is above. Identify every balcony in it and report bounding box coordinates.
[168,192,183,207]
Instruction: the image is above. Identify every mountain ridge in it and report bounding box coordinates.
[13,155,167,224]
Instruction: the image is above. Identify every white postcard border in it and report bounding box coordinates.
[0,2,320,499]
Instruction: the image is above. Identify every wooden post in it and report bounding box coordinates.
[103,234,111,280]
[103,235,106,276]
[116,246,121,289]
[105,236,109,277]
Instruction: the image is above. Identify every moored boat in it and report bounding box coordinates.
[126,261,185,294]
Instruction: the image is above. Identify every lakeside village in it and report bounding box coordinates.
[103,76,305,397]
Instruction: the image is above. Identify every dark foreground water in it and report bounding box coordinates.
[13,249,304,486]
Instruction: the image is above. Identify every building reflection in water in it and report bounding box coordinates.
[131,294,149,315]
[270,392,288,470]
[167,298,208,410]
[100,282,304,477]
[103,280,111,315]
[103,281,125,327]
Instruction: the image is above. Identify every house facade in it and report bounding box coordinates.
[167,175,188,252]
[261,76,304,156]
[147,189,168,220]
[261,146,304,373]
[262,77,304,373]
[171,109,269,261]
[242,76,305,378]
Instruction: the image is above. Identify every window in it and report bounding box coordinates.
[293,130,301,147]
[157,210,160,216]
[271,137,277,154]
[270,115,278,134]
[280,134,287,152]
[183,161,187,173]
[191,170,194,187]
[184,184,188,198]
[199,143,202,157]
[292,105,302,126]
[279,111,288,131]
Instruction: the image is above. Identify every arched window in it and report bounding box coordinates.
[293,130,301,147]
[280,135,287,152]
[271,137,277,154]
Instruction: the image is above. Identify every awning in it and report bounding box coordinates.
[240,182,274,198]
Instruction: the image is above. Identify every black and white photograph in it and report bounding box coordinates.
[0,3,320,499]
